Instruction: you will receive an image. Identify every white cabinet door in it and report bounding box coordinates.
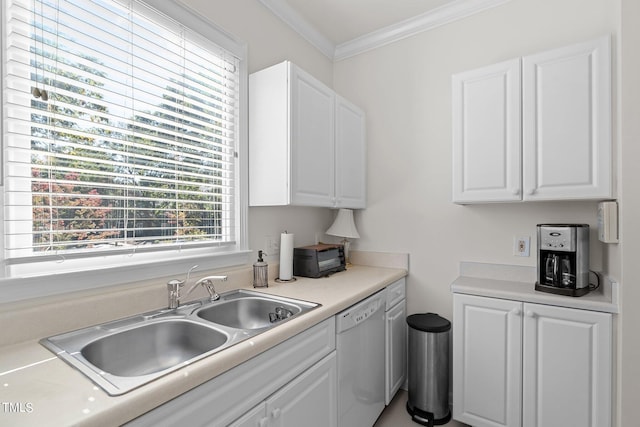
[522,303,612,427]
[453,294,613,427]
[229,403,267,427]
[290,66,335,206]
[385,299,406,405]
[453,294,523,427]
[522,36,611,200]
[452,58,522,203]
[249,61,290,206]
[266,352,337,427]
[335,95,366,209]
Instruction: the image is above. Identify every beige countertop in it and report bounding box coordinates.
[0,263,406,427]
[451,261,619,313]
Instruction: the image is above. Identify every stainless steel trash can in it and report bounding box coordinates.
[406,313,451,426]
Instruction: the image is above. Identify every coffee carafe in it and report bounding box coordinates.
[536,224,590,297]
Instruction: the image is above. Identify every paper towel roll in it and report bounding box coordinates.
[279,232,294,280]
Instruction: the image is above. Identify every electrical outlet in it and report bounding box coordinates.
[514,236,530,257]
[264,235,279,255]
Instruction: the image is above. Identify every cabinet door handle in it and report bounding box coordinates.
[259,418,268,427]
[272,408,281,419]
[512,308,521,316]
[526,310,536,318]
[512,188,520,196]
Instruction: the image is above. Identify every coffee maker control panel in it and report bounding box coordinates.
[540,226,576,252]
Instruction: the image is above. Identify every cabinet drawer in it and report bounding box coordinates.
[385,278,406,310]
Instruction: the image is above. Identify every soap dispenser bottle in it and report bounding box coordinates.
[253,250,268,288]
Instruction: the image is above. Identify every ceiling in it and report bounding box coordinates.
[258,0,511,61]
[284,0,455,45]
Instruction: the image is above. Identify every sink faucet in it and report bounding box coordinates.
[189,276,227,302]
[166,274,227,309]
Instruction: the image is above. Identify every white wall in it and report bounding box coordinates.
[183,0,640,424]
[181,0,336,260]
[181,0,334,79]
[619,0,640,425]
[333,0,619,321]
[333,0,631,423]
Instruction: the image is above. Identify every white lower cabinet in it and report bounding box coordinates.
[229,403,266,427]
[126,318,336,427]
[126,283,406,427]
[453,293,612,427]
[230,352,337,427]
[385,278,407,405]
[453,295,522,427]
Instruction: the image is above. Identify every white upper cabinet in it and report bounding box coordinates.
[249,61,366,208]
[290,65,336,206]
[335,95,366,209]
[522,36,611,200]
[452,35,611,203]
[452,58,522,203]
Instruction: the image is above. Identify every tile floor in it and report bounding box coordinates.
[374,390,469,427]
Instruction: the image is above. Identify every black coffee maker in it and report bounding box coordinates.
[535,224,590,297]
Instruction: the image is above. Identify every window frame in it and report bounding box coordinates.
[0,0,250,304]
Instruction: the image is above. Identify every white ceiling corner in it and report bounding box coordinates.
[259,0,511,61]
[258,0,336,58]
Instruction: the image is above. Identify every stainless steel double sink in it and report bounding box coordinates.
[40,289,319,395]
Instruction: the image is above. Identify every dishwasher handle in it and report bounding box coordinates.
[336,293,385,333]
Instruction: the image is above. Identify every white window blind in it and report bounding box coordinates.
[4,0,241,268]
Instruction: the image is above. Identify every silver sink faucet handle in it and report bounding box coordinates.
[166,265,199,309]
[190,275,228,302]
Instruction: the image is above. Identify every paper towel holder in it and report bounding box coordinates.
[276,231,297,283]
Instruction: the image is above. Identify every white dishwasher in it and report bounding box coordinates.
[336,289,386,427]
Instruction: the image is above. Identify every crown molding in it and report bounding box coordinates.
[260,0,511,61]
[258,0,335,58]
[334,0,511,61]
